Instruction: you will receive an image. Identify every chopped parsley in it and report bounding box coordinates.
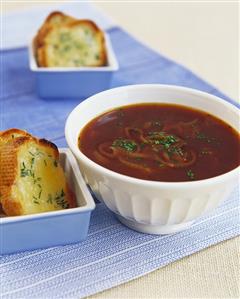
[160,135,177,149]
[33,196,40,205]
[30,158,35,168]
[112,138,137,152]
[187,169,195,180]
[63,45,71,52]
[55,189,69,209]
[38,189,42,199]
[148,132,178,149]
[47,194,53,205]
[60,33,71,42]
[168,146,184,156]
[158,162,165,168]
[20,162,34,178]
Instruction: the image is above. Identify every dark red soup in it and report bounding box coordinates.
[79,104,240,182]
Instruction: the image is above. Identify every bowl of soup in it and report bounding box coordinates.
[65,84,239,234]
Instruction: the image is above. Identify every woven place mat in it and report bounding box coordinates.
[0,27,239,298]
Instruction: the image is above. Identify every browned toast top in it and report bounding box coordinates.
[37,19,107,67]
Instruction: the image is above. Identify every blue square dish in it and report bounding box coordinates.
[0,148,95,255]
[29,34,119,99]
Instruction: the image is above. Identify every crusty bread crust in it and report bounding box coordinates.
[0,137,26,215]
[0,128,32,146]
[36,11,76,48]
[38,138,59,159]
[36,46,46,67]
[0,136,75,216]
[0,129,33,204]
[39,19,107,67]
[45,11,73,24]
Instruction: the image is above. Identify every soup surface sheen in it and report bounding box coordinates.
[79,104,240,182]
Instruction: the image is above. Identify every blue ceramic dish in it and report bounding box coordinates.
[29,34,119,99]
[0,148,95,255]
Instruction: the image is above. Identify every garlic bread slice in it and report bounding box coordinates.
[0,137,75,216]
[40,20,107,67]
[36,11,76,49]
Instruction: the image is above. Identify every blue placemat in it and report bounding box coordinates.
[0,27,239,298]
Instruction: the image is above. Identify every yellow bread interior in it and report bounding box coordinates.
[36,11,76,48]
[42,21,106,67]
[1,138,74,216]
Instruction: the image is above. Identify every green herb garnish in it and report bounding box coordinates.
[30,157,35,168]
[38,189,42,199]
[149,132,178,149]
[112,138,137,152]
[35,150,44,156]
[63,45,71,52]
[60,33,70,42]
[20,161,34,177]
[54,189,69,209]
[33,196,39,204]
[168,146,184,156]
[157,162,165,168]
[47,194,53,205]
[187,169,195,180]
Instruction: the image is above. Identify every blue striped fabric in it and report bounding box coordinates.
[0,27,239,298]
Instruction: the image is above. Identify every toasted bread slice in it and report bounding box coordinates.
[0,136,75,216]
[0,129,32,147]
[36,11,76,49]
[39,20,107,67]
[0,129,33,204]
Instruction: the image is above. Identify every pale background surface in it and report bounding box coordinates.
[2,1,240,298]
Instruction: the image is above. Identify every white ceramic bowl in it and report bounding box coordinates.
[65,84,239,234]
